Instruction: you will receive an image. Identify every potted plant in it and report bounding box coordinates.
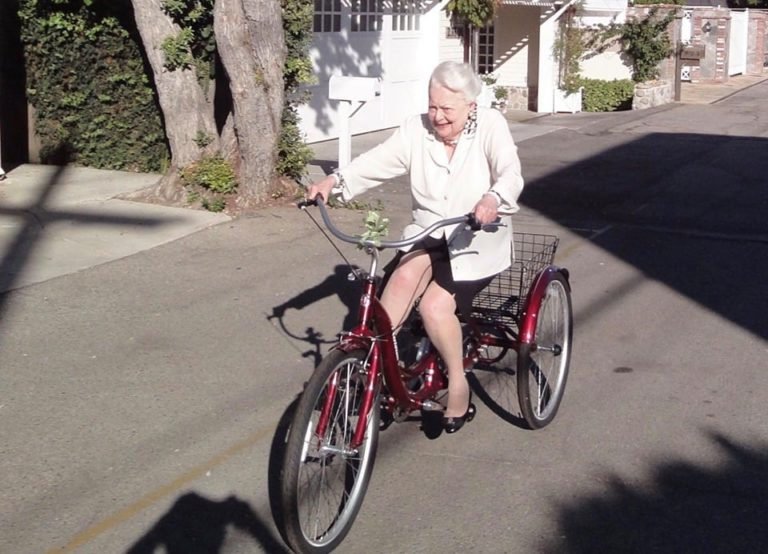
[492,85,508,112]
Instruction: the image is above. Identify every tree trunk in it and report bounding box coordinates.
[215,0,286,206]
[130,0,219,201]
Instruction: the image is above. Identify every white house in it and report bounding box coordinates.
[298,0,627,144]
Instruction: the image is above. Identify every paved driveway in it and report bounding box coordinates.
[2,83,767,553]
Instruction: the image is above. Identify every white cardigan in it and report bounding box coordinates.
[338,107,524,281]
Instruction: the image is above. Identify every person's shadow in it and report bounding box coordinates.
[126,492,287,553]
[269,264,363,367]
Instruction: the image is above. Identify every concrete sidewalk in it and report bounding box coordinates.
[1,72,763,294]
[0,164,229,293]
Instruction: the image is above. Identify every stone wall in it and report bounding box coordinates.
[689,8,731,83]
[632,80,673,110]
[503,86,531,111]
[747,10,767,75]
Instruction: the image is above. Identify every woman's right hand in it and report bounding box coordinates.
[306,174,337,202]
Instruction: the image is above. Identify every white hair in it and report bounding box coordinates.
[429,61,482,102]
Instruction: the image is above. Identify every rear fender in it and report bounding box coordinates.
[518,266,570,345]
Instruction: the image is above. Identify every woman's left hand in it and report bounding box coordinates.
[472,194,499,225]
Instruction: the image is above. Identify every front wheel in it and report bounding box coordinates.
[517,272,573,429]
[279,349,380,554]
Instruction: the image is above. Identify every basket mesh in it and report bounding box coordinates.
[471,233,559,328]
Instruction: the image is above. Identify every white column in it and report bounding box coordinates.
[337,100,352,168]
[537,16,557,114]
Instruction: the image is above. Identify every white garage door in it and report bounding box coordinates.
[299,0,437,144]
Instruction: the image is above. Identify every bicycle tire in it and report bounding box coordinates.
[517,272,573,429]
[279,349,380,554]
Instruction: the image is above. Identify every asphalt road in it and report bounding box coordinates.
[2,82,768,553]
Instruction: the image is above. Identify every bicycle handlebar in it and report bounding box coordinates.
[300,198,509,249]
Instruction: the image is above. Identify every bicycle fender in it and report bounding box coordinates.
[518,266,571,345]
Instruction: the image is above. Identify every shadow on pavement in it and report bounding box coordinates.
[268,264,362,367]
[544,431,768,553]
[519,131,768,340]
[126,491,287,554]
[0,164,173,305]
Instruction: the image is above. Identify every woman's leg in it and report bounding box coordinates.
[418,282,469,418]
[379,250,433,332]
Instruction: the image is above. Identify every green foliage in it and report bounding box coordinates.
[181,155,237,194]
[555,12,585,93]
[277,105,313,180]
[729,0,768,6]
[621,9,675,82]
[577,78,635,112]
[359,210,390,247]
[443,0,496,28]
[193,130,213,148]
[202,196,226,212]
[589,8,676,83]
[18,0,168,171]
[161,28,195,70]
[279,0,314,179]
[160,0,215,82]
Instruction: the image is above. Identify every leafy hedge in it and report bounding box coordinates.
[19,0,168,171]
[578,78,635,112]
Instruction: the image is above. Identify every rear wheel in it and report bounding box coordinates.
[517,273,572,429]
[279,349,379,553]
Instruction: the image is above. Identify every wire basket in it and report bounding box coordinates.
[471,233,559,328]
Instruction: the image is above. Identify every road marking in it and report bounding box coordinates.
[49,425,274,553]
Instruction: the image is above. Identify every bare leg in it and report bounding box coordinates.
[419,282,469,418]
[379,251,433,332]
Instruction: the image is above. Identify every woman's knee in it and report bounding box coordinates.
[419,288,456,324]
[387,256,431,293]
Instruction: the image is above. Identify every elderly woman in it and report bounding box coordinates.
[308,61,524,433]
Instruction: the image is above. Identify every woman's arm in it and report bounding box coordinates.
[482,111,525,210]
[335,122,411,201]
[306,122,411,202]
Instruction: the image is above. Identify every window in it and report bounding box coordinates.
[351,0,383,32]
[478,24,495,75]
[314,0,342,33]
[392,0,421,32]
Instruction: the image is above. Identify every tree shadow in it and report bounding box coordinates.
[126,491,288,554]
[268,264,362,367]
[545,431,768,553]
[267,395,300,547]
[518,128,768,341]
[0,165,174,306]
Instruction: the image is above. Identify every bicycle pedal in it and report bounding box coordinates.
[421,400,444,412]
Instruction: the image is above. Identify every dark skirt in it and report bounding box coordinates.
[380,236,493,318]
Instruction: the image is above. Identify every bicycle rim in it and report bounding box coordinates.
[518,276,572,428]
[283,350,379,552]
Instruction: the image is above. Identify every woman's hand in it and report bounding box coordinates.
[472,193,499,225]
[306,174,337,202]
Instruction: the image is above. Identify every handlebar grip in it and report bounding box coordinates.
[297,198,318,209]
[465,213,483,231]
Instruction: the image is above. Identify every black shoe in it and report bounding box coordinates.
[442,400,476,434]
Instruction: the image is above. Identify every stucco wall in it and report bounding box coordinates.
[493,7,541,87]
[580,39,633,81]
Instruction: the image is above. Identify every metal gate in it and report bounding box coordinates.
[729,9,748,76]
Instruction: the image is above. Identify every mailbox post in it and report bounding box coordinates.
[675,42,706,101]
[328,75,381,168]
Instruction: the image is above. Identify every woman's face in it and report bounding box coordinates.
[427,83,474,143]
